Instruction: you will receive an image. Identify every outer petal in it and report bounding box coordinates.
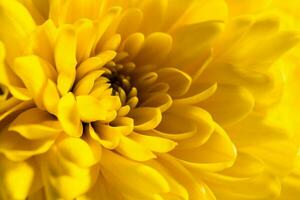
[0,155,38,200]
[100,149,170,199]
[0,0,36,62]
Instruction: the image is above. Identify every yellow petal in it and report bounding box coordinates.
[116,136,156,161]
[54,25,77,95]
[171,124,237,172]
[9,108,61,140]
[42,79,60,115]
[101,34,121,51]
[166,21,224,69]
[40,146,99,199]
[121,32,144,60]
[0,99,33,121]
[76,95,116,122]
[174,83,217,105]
[227,112,290,147]
[221,151,264,177]
[0,129,55,161]
[12,55,56,108]
[140,93,172,112]
[159,153,217,200]
[0,155,37,200]
[49,0,104,24]
[139,0,168,34]
[76,51,116,81]
[56,137,101,168]
[117,8,143,38]
[278,153,300,200]
[74,70,104,95]
[179,0,228,25]
[129,107,162,131]
[199,84,254,126]
[28,19,56,65]
[241,140,299,177]
[156,68,191,97]
[100,149,170,198]
[57,92,83,137]
[130,132,177,153]
[197,170,280,200]
[155,104,214,149]
[77,172,124,200]
[135,32,172,65]
[0,0,35,62]
[89,123,121,149]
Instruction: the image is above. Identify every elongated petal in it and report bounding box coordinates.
[9,108,61,140]
[57,93,83,137]
[130,132,177,153]
[55,25,77,95]
[135,32,172,65]
[40,146,99,199]
[116,136,156,161]
[171,124,237,172]
[100,149,170,198]
[0,0,36,62]
[12,55,55,108]
[0,155,37,200]
[166,21,224,70]
[129,107,162,131]
[199,84,254,126]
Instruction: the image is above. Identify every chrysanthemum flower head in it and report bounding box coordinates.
[0,0,300,199]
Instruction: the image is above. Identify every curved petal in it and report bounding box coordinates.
[130,132,177,153]
[156,68,192,98]
[40,146,100,200]
[158,153,217,200]
[0,129,55,161]
[0,0,36,62]
[9,108,61,140]
[56,136,101,168]
[135,32,172,65]
[100,149,170,199]
[0,155,37,200]
[128,107,162,131]
[165,21,224,70]
[196,170,281,200]
[12,55,56,108]
[155,104,215,149]
[140,93,173,112]
[57,93,83,137]
[199,84,254,126]
[171,124,237,172]
[116,136,156,161]
[76,51,116,81]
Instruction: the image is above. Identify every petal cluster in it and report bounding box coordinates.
[0,0,299,199]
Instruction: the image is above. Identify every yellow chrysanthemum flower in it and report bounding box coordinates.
[0,0,299,199]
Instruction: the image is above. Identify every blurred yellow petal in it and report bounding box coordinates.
[9,108,61,140]
[166,21,224,70]
[0,0,36,62]
[199,84,254,126]
[101,149,170,199]
[0,155,37,200]
[57,93,83,137]
[171,124,237,172]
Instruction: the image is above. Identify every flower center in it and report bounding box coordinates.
[102,59,139,108]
